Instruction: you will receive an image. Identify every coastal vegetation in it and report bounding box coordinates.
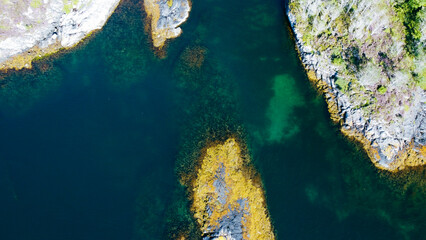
[288,0,425,170]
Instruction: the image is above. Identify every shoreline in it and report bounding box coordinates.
[0,0,121,72]
[0,28,100,72]
[187,137,275,239]
[285,9,425,171]
[143,0,191,51]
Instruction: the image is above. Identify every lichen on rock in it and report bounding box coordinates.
[191,138,275,240]
[0,0,121,71]
[287,0,425,171]
[143,0,191,49]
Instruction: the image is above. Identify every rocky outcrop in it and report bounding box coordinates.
[0,0,121,70]
[287,0,425,171]
[191,138,275,240]
[143,0,191,48]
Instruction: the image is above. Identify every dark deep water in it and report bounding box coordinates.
[0,0,424,239]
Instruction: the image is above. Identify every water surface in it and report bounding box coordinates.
[0,0,424,239]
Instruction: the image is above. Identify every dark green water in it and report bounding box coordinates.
[0,0,424,239]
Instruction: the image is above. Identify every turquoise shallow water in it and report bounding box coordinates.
[0,0,425,239]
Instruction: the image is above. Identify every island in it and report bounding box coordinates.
[190,138,275,240]
[287,0,425,171]
[0,0,121,70]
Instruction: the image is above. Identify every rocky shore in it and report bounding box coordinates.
[143,0,191,49]
[0,0,121,70]
[191,138,275,240]
[287,0,425,171]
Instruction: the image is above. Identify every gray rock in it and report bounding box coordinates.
[287,0,425,170]
[0,0,121,69]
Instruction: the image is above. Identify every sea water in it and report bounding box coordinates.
[0,0,424,239]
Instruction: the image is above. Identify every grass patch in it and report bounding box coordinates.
[335,77,350,92]
[30,0,42,8]
[393,0,425,54]
[377,85,388,94]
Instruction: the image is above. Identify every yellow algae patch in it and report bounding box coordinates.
[0,28,99,71]
[192,138,275,240]
[167,0,173,7]
[0,42,62,71]
[143,0,166,48]
[341,125,425,172]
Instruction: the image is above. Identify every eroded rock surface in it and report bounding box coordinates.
[0,0,121,70]
[287,0,425,170]
[191,138,275,240]
[143,0,190,48]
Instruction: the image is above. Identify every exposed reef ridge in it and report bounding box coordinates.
[287,0,425,171]
[143,0,191,48]
[0,0,121,71]
[191,138,275,240]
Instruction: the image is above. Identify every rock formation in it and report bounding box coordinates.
[191,138,275,240]
[287,0,425,171]
[143,0,191,48]
[0,0,121,70]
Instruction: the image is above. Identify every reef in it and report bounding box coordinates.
[143,0,191,49]
[0,0,121,71]
[287,0,425,171]
[190,138,275,240]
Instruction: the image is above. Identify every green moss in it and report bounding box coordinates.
[63,3,72,14]
[62,0,75,13]
[335,77,350,92]
[302,33,314,45]
[404,104,410,112]
[417,67,426,90]
[332,56,345,66]
[289,0,300,11]
[377,85,388,94]
[418,79,426,90]
[0,24,9,30]
[30,0,42,8]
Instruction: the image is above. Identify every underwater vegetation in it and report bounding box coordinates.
[265,74,304,143]
[85,0,155,90]
[0,59,62,115]
[0,0,424,239]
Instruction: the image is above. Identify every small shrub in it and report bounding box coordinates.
[377,85,387,94]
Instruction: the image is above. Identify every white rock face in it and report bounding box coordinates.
[0,0,121,66]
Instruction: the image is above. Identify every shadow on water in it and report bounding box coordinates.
[0,0,424,240]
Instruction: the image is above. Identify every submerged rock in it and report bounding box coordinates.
[143,0,191,48]
[0,0,121,70]
[191,138,275,240]
[287,0,425,171]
